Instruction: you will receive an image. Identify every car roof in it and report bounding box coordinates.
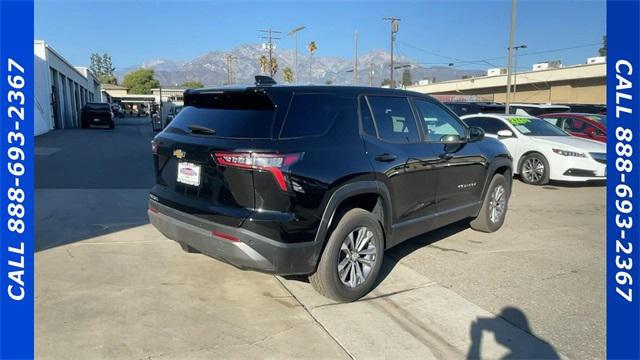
[187,84,436,99]
[541,112,604,117]
[460,113,539,121]
[510,103,570,109]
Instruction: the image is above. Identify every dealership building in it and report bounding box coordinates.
[408,59,606,105]
[34,40,103,136]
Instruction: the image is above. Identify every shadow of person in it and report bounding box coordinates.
[467,307,560,360]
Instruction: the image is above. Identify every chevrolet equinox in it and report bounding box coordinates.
[148,78,512,302]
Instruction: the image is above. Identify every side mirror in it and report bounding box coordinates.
[497,129,514,138]
[468,126,485,142]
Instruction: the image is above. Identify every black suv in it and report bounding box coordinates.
[149,80,512,302]
[80,102,115,129]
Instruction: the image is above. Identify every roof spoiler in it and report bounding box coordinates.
[255,75,277,86]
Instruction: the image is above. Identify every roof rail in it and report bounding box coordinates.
[255,75,277,86]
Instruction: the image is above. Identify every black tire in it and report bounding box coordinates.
[470,174,509,233]
[309,208,384,302]
[519,153,550,185]
[80,121,88,129]
[108,122,115,130]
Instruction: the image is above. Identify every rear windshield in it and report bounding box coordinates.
[167,91,276,138]
[84,103,110,110]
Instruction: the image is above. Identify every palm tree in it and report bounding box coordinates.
[270,58,278,76]
[259,55,268,74]
[307,41,317,81]
[283,67,294,83]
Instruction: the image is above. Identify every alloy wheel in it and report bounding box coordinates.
[488,185,506,223]
[338,226,377,288]
[523,157,545,183]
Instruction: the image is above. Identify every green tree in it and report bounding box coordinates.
[122,68,160,94]
[599,35,606,56]
[283,67,294,83]
[181,81,204,88]
[308,41,317,79]
[259,55,268,74]
[401,69,412,86]
[325,80,333,85]
[381,78,391,87]
[90,53,117,84]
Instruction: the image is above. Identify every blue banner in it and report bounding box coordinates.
[607,0,640,358]
[0,0,35,358]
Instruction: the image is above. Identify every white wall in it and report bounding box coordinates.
[34,42,53,136]
[34,41,103,136]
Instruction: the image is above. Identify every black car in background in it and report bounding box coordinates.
[148,79,513,301]
[444,102,506,116]
[80,102,115,129]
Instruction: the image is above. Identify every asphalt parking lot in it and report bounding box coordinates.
[35,117,604,359]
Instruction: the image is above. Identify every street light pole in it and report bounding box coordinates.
[287,25,305,83]
[505,0,516,114]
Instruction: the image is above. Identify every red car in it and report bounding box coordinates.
[540,113,607,143]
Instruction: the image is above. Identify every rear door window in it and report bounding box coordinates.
[464,117,509,135]
[168,91,276,139]
[280,94,340,138]
[366,96,421,143]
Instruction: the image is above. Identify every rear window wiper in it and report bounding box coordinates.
[188,124,217,135]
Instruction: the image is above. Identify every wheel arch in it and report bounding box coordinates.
[311,181,392,269]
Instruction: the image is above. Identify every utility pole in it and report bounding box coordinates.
[353,30,359,85]
[260,28,281,77]
[369,63,375,87]
[383,17,400,88]
[505,0,516,113]
[287,26,306,83]
[225,55,236,85]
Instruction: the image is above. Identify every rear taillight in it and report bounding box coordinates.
[151,141,158,155]
[213,152,301,191]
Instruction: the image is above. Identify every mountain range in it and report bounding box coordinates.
[115,44,484,87]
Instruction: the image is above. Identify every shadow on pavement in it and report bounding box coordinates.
[467,307,560,359]
[36,117,155,252]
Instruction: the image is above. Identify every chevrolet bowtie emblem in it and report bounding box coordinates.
[173,149,186,159]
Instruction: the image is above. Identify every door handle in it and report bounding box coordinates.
[375,153,397,162]
[439,153,454,160]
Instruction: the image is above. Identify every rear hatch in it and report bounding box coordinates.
[150,89,286,227]
[82,103,111,119]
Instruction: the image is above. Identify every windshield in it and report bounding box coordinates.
[585,114,606,125]
[507,117,568,136]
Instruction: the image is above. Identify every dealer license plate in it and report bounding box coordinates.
[177,162,201,186]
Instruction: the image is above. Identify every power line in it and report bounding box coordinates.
[397,40,601,68]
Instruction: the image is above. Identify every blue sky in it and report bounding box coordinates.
[35,0,605,71]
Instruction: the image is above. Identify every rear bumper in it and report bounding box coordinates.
[148,200,318,275]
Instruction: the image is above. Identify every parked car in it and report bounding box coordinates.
[148,79,513,302]
[80,102,114,129]
[540,113,606,143]
[559,103,606,115]
[461,114,606,185]
[509,103,570,116]
[444,102,506,116]
[110,103,124,118]
[165,104,183,125]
